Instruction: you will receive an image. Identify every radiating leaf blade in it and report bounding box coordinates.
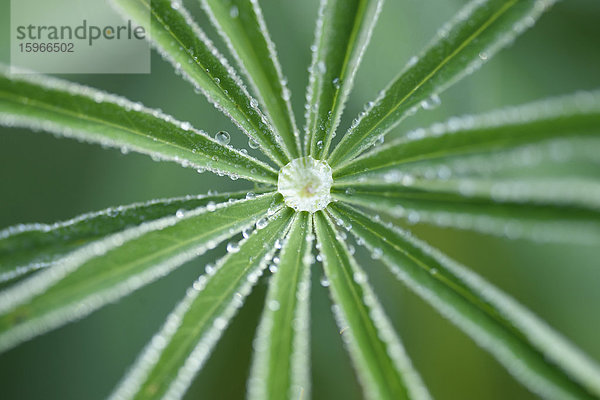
[0,193,281,353]
[247,212,313,400]
[0,69,277,183]
[110,208,294,400]
[333,180,600,246]
[328,0,558,167]
[314,211,430,400]
[0,191,263,284]
[201,0,301,158]
[332,182,600,244]
[111,0,291,165]
[304,0,383,158]
[329,203,600,399]
[334,91,600,179]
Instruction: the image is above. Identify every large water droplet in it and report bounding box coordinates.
[215,130,230,145]
[256,217,268,230]
[248,138,260,149]
[277,157,333,213]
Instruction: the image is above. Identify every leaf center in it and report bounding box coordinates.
[278,156,333,212]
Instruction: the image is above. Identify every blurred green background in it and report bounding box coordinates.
[1,0,600,399]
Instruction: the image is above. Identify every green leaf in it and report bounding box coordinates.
[337,177,600,210]
[247,212,313,400]
[314,212,430,400]
[110,207,294,400]
[332,183,600,244]
[0,69,277,184]
[328,0,558,167]
[329,203,600,400]
[0,191,263,284]
[304,0,383,159]
[111,0,291,166]
[201,0,301,159]
[333,91,600,179]
[0,193,281,353]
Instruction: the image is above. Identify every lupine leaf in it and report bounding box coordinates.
[0,193,281,353]
[333,91,600,179]
[332,184,600,244]
[304,0,383,159]
[0,191,264,284]
[201,0,301,158]
[335,177,600,211]
[0,69,277,183]
[314,211,431,400]
[247,212,313,400]
[329,203,600,400]
[111,0,291,165]
[109,207,294,400]
[328,0,558,167]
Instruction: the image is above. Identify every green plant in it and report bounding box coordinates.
[0,0,599,398]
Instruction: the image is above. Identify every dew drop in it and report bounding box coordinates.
[268,300,280,311]
[420,94,441,110]
[214,317,227,330]
[180,121,191,131]
[205,263,215,275]
[248,138,260,149]
[407,55,418,67]
[332,77,341,89]
[229,5,239,18]
[277,157,333,212]
[348,244,355,255]
[353,271,367,284]
[226,241,240,253]
[371,248,383,260]
[256,217,268,230]
[214,130,230,145]
[320,276,330,287]
[317,61,326,74]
